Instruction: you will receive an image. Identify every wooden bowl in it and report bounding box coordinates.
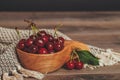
[16,40,89,73]
[16,40,73,73]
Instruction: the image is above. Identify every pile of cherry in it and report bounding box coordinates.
[65,50,84,70]
[17,20,84,70]
[17,30,65,54]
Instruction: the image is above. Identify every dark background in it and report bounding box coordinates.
[0,0,120,11]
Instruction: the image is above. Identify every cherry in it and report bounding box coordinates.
[25,38,34,47]
[29,35,36,40]
[28,45,38,53]
[17,39,26,50]
[47,34,54,42]
[46,42,54,51]
[58,37,64,45]
[54,42,63,52]
[24,47,30,53]
[73,59,77,65]
[48,50,55,53]
[38,48,48,54]
[37,31,47,37]
[66,61,75,70]
[53,39,58,44]
[41,35,48,44]
[75,61,84,69]
[18,43,25,50]
[35,38,45,47]
[19,39,26,43]
[53,37,64,47]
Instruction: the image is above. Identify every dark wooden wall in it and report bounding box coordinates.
[0,0,120,11]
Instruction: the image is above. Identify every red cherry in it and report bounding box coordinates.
[41,35,48,44]
[37,31,47,37]
[54,42,63,52]
[53,39,58,44]
[19,39,26,43]
[24,47,30,53]
[66,61,75,70]
[58,37,64,44]
[38,48,48,54]
[75,61,84,69]
[29,35,36,40]
[35,38,45,47]
[48,50,55,53]
[47,34,54,42]
[73,59,77,65]
[25,38,34,47]
[28,45,38,53]
[17,39,26,50]
[46,42,54,51]
[17,42,25,50]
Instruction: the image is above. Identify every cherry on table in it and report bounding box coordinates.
[75,61,84,70]
[66,61,75,70]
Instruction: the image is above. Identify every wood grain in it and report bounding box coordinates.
[0,12,120,80]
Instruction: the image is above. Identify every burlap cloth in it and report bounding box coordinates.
[0,27,120,80]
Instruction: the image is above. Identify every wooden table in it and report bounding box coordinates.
[0,12,120,80]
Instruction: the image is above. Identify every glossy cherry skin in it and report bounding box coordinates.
[17,42,25,50]
[25,38,34,47]
[35,38,45,47]
[37,31,47,37]
[29,35,36,40]
[41,35,49,44]
[17,39,26,50]
[46,42,54,51]
[47,34,54,42]
[58,37,64,44]
[66,61,75,70]
[54,42,63,52]
[28,45,38,53]
[38,48,48,54]
[73,59,77,65]
[19,39,26,43]
[75,61,84,69]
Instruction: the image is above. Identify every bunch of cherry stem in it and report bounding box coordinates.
[24,19,63,39]
[24,19,39,37]
[54,24,63,39]
[15,27,21,39]
[71,49,80,62]
[65,49,84,70]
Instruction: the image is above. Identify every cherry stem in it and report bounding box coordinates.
[24,19,39,36]
[54,24,63,38]
[73,49,80,62]
[15,27,21,39]
[70,52,74,62]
